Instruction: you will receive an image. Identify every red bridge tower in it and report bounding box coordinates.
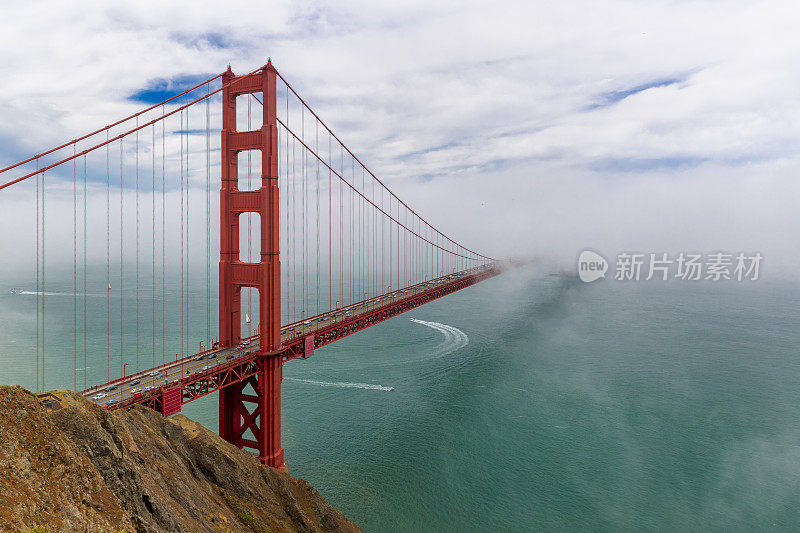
[218,61,286,470]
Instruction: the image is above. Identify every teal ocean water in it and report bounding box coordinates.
[2,267,799,531]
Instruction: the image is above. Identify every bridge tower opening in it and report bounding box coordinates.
[218,61,286,470]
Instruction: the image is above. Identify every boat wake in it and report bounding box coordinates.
[12,291,68,296]
[284,377,394,391]
[409,318,469,355]
[300,318,471,372]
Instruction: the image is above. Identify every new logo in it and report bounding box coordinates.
[578,250,608,282]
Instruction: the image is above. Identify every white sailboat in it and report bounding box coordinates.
[107,282,112,290]
[245,313,251,323]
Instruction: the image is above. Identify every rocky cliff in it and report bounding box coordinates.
[0,385,361,533]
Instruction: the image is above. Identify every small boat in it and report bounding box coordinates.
[245,313,251,323]
[107,282,112,290]
[10,288,23,294]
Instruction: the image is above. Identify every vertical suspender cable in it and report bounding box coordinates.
[35,160,39,393]
[73,144,77,391]
[316,120,320,316]
[359,167,362,301]
[360,167,363,301]
[360,167,363,300]
[350,160,353,304]
[348,157,356,305]
[206,83,211,346]
[180,107,185,360]
[364,168,367,299]
[136,119,140,373]
[292,128,297,322]
[186,95,190,355]
[120,138,124,378]
[83,155,87,389]
[371,170,373,299]
[373,175,376,296]
[276,94,281,329]
[340,145,343,308]
[388,194,391,291]
[161,105,166,364]
[367,170,370,300]
[328,132,332,312]
[381,185,384,293]
[106,131,110,382]
[248,94,252,336]
[285,89,290,325]
[292,130,296,322]
[301,106,305,319]
[152,123,156,366]
[42,168,46,390]
[373,175,376,298]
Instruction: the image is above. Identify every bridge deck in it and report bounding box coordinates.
[82,264,501,411]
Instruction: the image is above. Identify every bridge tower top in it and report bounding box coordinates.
[218,63,280,353]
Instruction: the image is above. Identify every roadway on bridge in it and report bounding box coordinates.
[82,271,471,408]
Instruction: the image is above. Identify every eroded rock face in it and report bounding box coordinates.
[0,386,134,532]
[0,386,361,533]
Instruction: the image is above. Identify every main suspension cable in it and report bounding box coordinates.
[274,71,492,261]
[0,74,223,178]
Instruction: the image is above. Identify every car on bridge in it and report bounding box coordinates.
[92,393,107,400]
[129,388,141,394]
[129,379,140,386]
[106,385,118,392]
[149,370,161,376]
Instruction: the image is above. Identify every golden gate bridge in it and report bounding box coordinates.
[0,60,506,470]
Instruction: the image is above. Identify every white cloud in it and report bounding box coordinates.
[1,0,798,276]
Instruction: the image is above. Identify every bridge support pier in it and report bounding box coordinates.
[218,353,285,470]
[218,61,285,470]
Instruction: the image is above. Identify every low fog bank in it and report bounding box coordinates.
[396,157,800,281]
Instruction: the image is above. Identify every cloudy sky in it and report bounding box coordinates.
[1,0,799,276]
